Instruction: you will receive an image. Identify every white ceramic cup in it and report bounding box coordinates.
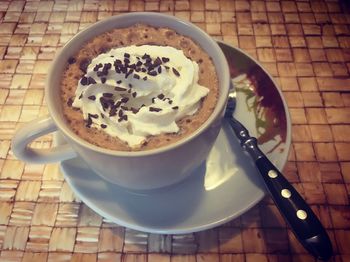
[12,12,230,190]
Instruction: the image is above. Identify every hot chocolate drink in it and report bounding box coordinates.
[61,24,219,151]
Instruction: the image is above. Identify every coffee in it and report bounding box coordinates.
[61,24,219,151]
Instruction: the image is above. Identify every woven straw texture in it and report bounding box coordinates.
[1,0,350,261]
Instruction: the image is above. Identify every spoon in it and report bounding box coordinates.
[225,90,333,261]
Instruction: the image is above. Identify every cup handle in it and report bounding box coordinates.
[12,115,77,164]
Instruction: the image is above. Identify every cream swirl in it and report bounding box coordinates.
[72,45,209,147]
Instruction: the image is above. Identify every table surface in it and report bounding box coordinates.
[1,0,350,261]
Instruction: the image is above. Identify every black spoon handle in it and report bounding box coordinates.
[227,117,333,261]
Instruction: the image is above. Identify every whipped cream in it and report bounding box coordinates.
[72,45,209,147]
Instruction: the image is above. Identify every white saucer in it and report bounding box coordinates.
[55,42,291,234]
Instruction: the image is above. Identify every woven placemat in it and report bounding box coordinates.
[1,1,349,261]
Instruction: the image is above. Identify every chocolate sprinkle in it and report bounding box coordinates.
[131,107,139,114]
[143,76,148,81]
[157,66,162,74]
[124,53,130,58]
[132,92,137,98]
[67,98,73,107]
[79,58,90,73]
[88,95,96,101]
[101,124,107,129]
[172,106,179,110]
[149,107,162,112]
[162,57,170,63]
[157,93,165,99]
[154,57,162,66]
[100,97,109,110]
[78,93,83,99]
[103,93,113,98]
[133,74,140,79]
[86,77,96,84]
[172,67,180,77]
[109,107,117,116]
[101,77,106,84]
[116,80,122,84]
[121,97,129,103]
[86,117,92,128]
[68,57,76,64]
[88,113,99,119]
[114,86,126,91]
[80,77,89,85]
[148,70,157,76]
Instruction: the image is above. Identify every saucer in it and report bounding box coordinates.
[55,42,291,234]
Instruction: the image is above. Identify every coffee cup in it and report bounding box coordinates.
[12,12,230,190]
